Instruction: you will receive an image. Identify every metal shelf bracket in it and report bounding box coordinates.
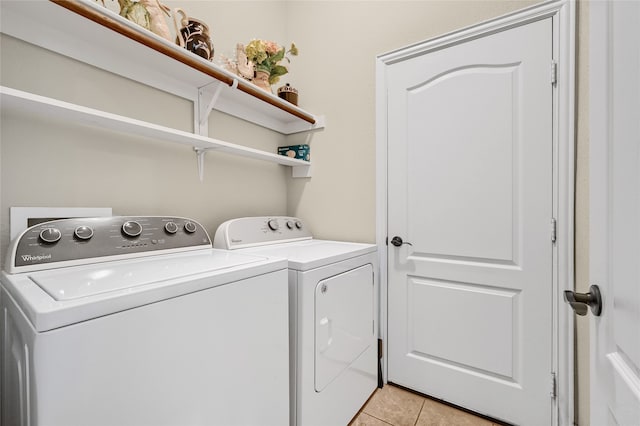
[194,78,239,180]
[194,147,217,182]
[196,82,224,136]
[196,77,238,136]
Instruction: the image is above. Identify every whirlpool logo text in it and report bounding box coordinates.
[21,254,52,262]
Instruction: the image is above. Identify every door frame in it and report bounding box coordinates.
[375,1,576,425]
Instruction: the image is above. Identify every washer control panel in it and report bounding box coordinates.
[213,216,312,250]
[8,216,211,272]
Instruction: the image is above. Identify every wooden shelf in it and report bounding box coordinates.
[0,0,324,135]
[0,86,312,177]
[0,0,323,178]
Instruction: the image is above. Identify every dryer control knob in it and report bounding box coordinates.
[184,221,197,234]
[286,220,294,230]
[268,219,279,231]
[164,222,178,234]
[39,227,62,244]
[74,226,94,240]
[122,221,143,238]
[295,220,303,229]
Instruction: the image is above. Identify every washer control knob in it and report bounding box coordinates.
[184,221,197,234]
[286,220,294,230]
[122,221,143,238]
[164,222,178,234]
[74,226,94,240]
[295,220,303,229]
[268,219,279,231]
[39,228,62,244]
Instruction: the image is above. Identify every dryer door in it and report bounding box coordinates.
[315,264,374,392]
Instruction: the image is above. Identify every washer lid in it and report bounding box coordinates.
[1,249,287,332]
[30,250,261,301]
[240,240,377,271]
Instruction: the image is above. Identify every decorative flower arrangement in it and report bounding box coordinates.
[244,40,299,85]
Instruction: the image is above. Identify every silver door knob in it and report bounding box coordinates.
[564,285,603,316]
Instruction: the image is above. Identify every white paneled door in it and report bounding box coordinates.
[386,18,553,425]
[590,1,640,424]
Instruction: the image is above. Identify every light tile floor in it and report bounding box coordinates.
[349,385,502,426]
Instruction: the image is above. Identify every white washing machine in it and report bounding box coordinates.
[214,216,379,426]
[1,216,290,426]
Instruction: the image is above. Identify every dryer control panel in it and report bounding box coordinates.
[213,216,312,250]
[6,216,211,273]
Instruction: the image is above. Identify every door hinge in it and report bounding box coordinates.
[385,236,388,246]
[550,372,557,399]
[551,218,557,244]
[551,61,558,85]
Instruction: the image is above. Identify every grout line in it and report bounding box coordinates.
[413,399,426,426]
[366,413,395,426]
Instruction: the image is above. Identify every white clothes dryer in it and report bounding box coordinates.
[1,216,290,426]
[214,216,379,426]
